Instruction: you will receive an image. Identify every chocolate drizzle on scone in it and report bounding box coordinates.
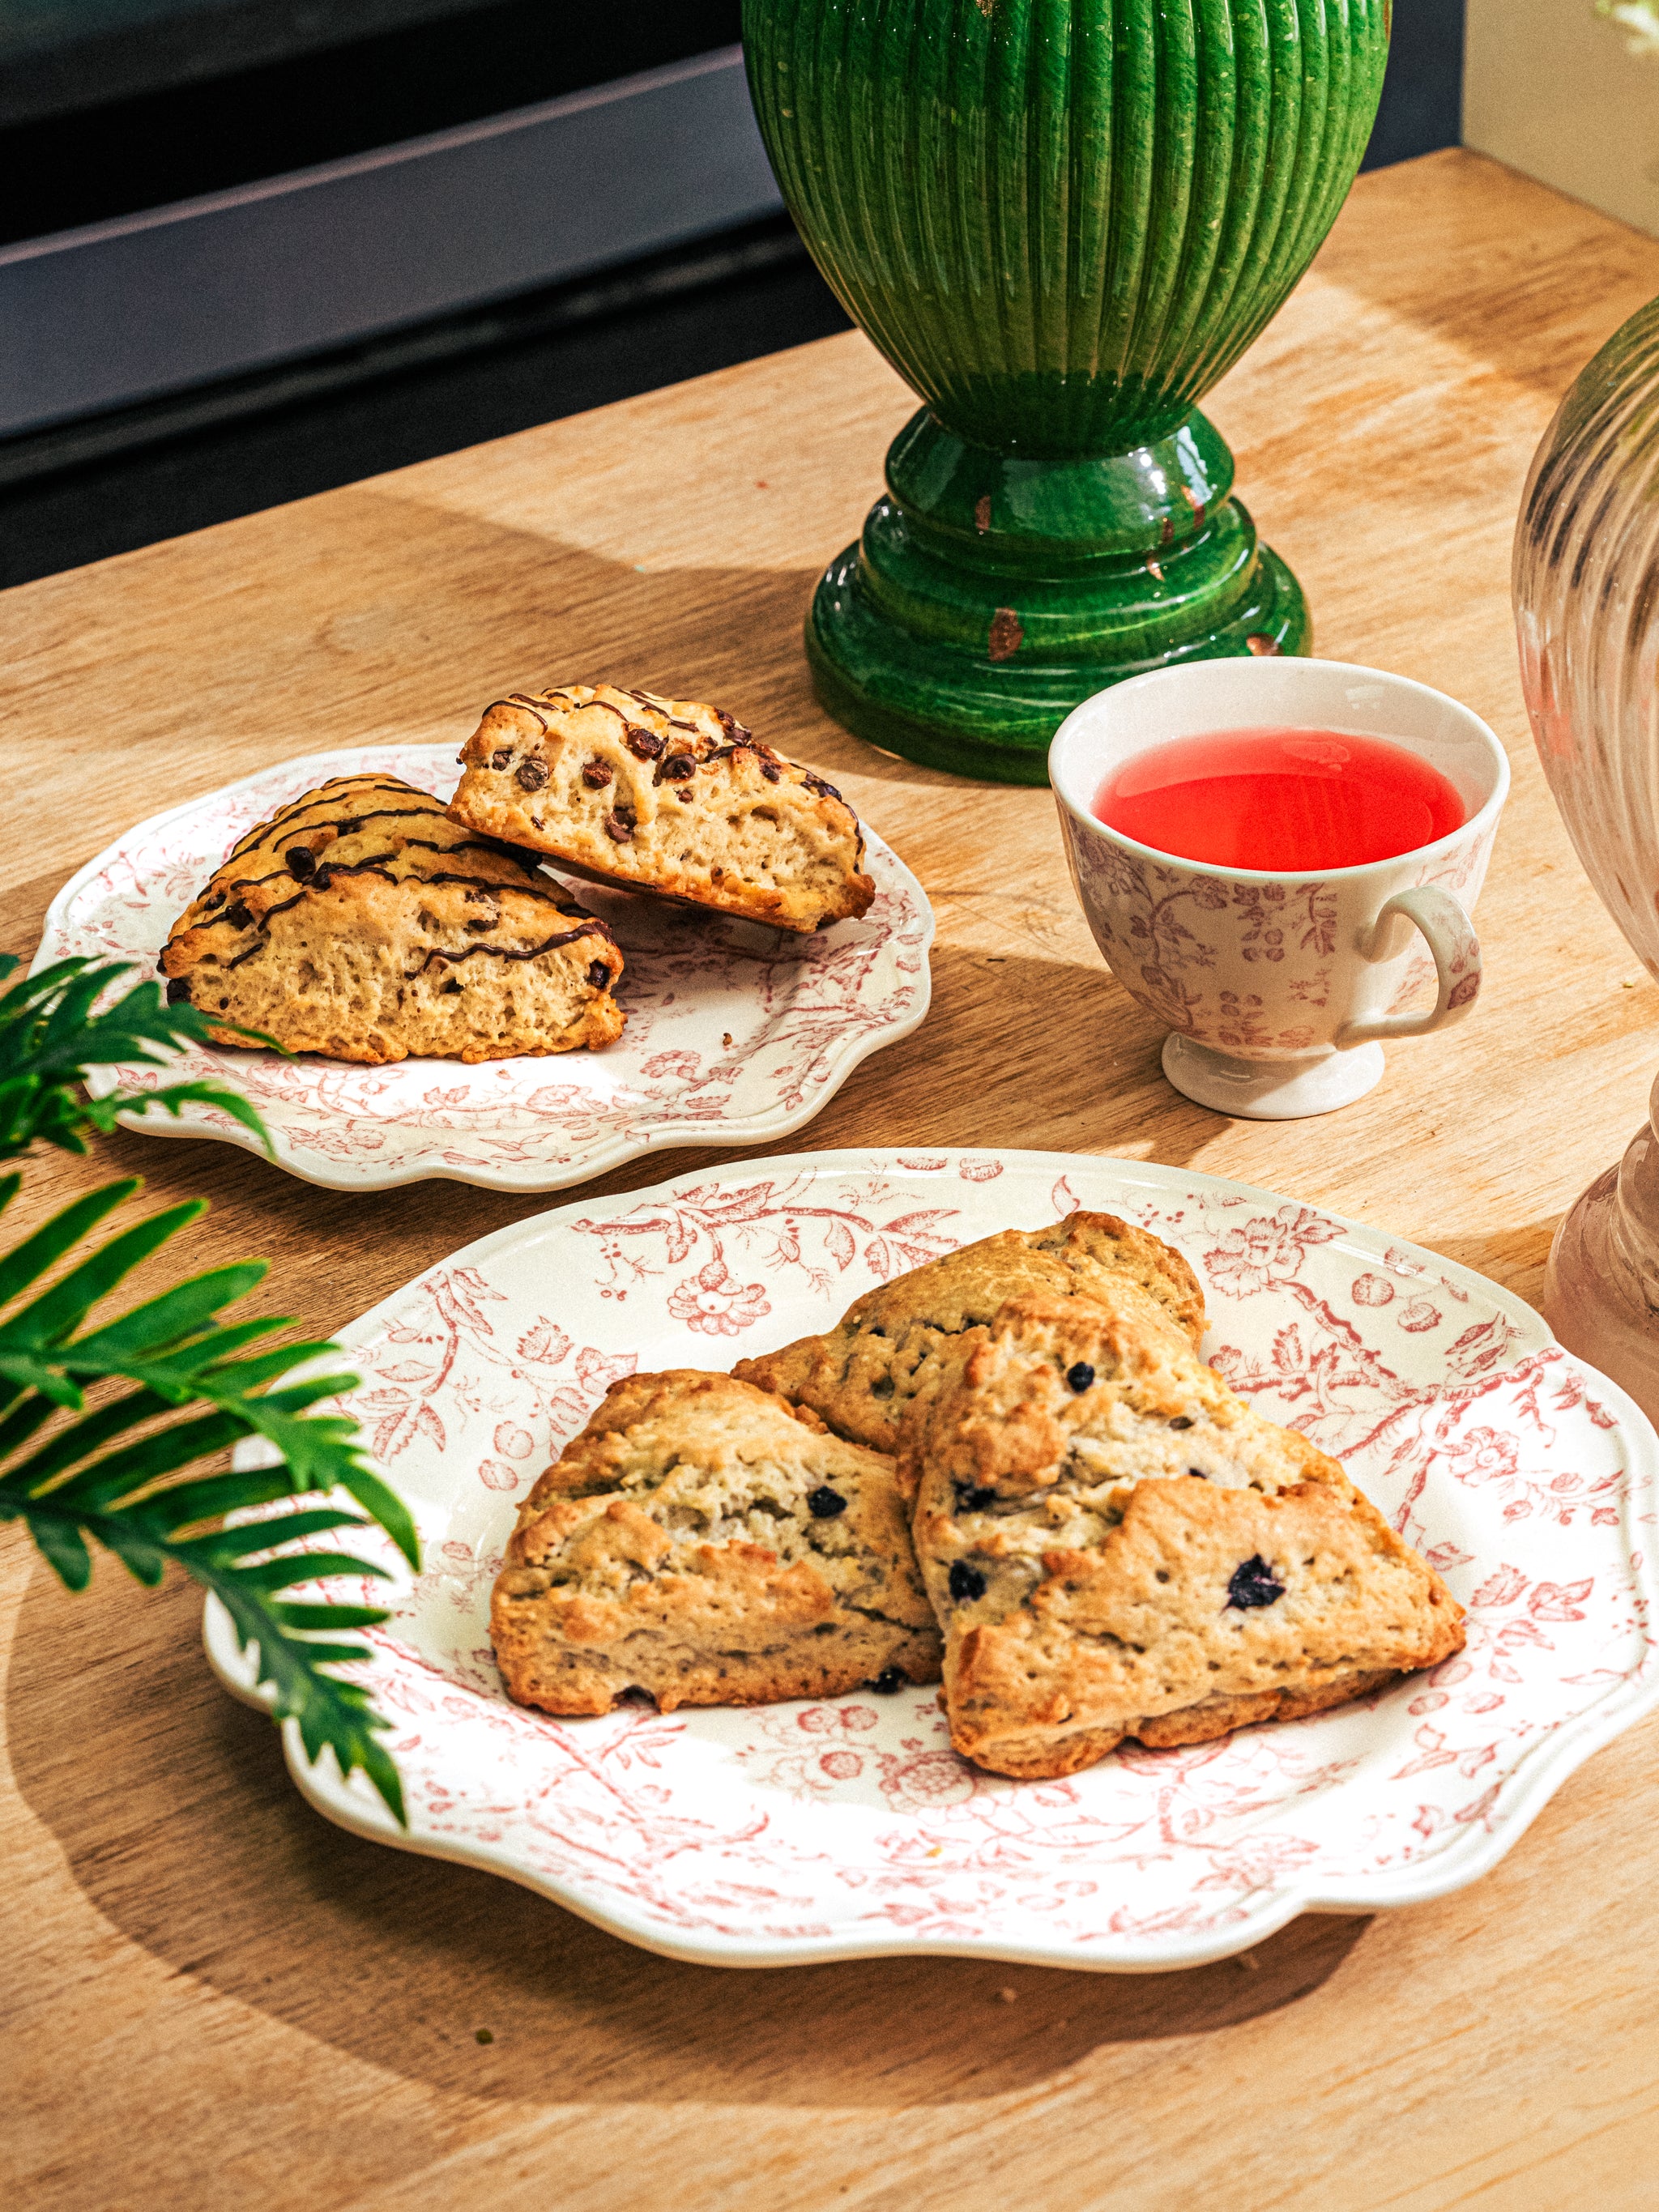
[160,773,625,1065]
[446,682,876,934]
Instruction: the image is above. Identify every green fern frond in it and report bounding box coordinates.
[0,956,420,1825]
[0,953,279,1160]
[0,1182,416,1822]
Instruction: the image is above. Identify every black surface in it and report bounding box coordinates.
[0,0,741,244]
[0,1,480,130]
[5,0,1460,244]
[1362,0,1465,174]
[0,217,852,588]
[0,1,1467,584]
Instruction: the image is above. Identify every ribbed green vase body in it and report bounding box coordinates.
[744,0,1389,781]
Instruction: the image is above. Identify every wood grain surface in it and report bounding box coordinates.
[6,150,1659,2210]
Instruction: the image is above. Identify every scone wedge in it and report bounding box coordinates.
[160,774,623,1063]
[734,1210,1205,1455]
[448,682,875,932]
[903,1289,1465,1779]
[492,1370,941,1714]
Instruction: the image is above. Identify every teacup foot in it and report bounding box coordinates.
[1162,1034,1385,1119]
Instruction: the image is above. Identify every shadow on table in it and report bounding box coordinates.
[6,472,1239,1194]
[6,484,1336,2113]
[1309,150,1659,408]
[9,1559,1367,2113]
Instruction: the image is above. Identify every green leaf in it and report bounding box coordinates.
[28,1515,92,1589]
[182,1319,298,1368]
[0,1179,139,1312]
[47,1408,249,1510]
[99,1523,169,1586]
[0,1152,419,1826]
[177,1508,373,1563]
[0,1387,70,1465]
[0,1355,87,1409]
[0,954,280,1164]
[0,1199,206,1349]
[273,1601,392,1630]
[88,1080,277,1157]
[0,1383,172,1494]
[68,1263,269,1362]
[209,1577,407,1828]
[333,1462,421,1571]
[119,1465,301,1532]
[0,958,417,1825]
[207,1549,386,1594]
[196,1332,329,1384]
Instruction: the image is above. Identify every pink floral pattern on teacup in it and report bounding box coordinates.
[1061,817,1497,1060]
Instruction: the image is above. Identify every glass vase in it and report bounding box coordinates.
[1515,292,1659,1421]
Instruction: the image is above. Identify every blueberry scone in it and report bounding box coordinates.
[446,683,876,932]
[733,1211,1206,1455]
[160,774,623,1063]
[903,1289,1465,1779]
[491,1370,942,1714]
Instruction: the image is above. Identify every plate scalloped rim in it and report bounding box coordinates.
[34,744,934,1194]
[202,1148,1659,1972]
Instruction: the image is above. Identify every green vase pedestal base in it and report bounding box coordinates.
[807,407,1310,786]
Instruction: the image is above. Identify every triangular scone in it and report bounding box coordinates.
[446,682,876,933]
[903,1290,1465,1779]
[491,1370,941,1715]
[733,1211,1205,1455]
[160,774,624,1064]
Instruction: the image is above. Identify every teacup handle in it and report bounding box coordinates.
[1336,886,1482,1046]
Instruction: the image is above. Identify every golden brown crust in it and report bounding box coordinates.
[908,1289,1466,1780]
[160,774,624,1064]
[733,1210,1206,1455]
[490,1369,940,1715]
[446,683,875,934]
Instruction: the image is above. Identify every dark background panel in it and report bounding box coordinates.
[0,0,744,245]
[0,219,855,587]
[0,0,1465,586]
[1363,0,1465,175]
[2,0,486,126]
[1,0,1459,245]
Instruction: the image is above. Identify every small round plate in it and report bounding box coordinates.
[36,744,932,1192]
[204,1149,1659,1972]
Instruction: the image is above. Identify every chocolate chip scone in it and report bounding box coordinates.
[905,1289,1465,1779]
[491,1370,942,1715]
[733,1211,1205,1455]
[160,774,624,1063]
[446,682,875,933]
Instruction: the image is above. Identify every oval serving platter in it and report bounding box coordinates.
[36,745,932,1193]
[206,1149,1659,1972]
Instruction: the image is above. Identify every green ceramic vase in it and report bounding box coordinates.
[743,0,1390,782]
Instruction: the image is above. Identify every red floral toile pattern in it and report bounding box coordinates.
[36,744,932,1192]
[1064,821,1497,1056]
[208,1153,1659,1971]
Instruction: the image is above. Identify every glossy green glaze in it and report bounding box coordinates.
[744,0,1389,782]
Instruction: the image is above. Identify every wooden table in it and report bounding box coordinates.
[6,148,1659,2210]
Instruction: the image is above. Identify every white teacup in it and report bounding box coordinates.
[1049,658,1510,1119]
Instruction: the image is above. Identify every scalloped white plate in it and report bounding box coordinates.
[204,1149,1659,1971]
[36,745,932,1191]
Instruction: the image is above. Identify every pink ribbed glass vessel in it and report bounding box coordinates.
[1516,294,1659,1422]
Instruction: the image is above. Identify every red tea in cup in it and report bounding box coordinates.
[1092,725,1466,871]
